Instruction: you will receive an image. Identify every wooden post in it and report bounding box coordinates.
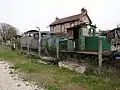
[10,38,12,47]
[16,41,17,51]
[36,27,41,57]
[27,41,29,53]
[98,39,102,75]
[27,37,30,54]
[20,39,22,51]
[57,46,59,59]
[39,29,41,57]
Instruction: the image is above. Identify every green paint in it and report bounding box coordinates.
[85,36,111,51]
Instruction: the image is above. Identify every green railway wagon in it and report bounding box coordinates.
[59,38,74,51]
[59,38,68,50]
[85,36,111,51]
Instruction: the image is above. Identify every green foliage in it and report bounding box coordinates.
[15,61,42,73]
[0,23,18,42]
[0,39,2,45]
[0,45,23,60]
[71,75,106,86]
[45,85,59,90]
[9,66,20,70]
[6,27,17,40]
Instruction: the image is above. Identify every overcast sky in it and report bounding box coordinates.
[0,0,119,33]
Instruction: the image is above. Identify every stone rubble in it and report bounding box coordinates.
[58,61,86,74]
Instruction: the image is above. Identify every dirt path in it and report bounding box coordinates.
[0,61,43,90]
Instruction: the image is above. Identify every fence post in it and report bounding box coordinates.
[57,46,59,59]
[27,38,30,54]
[20,39,22,51]
[16,42,17,50]
[36,27,41,57]
[98,39,102,75]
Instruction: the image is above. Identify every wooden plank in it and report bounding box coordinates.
[98,40,102,75]
[57,46,59,59]
[60,50,111,56]
[76,51,98,55]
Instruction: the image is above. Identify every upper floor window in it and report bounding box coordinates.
[70,22,75,27]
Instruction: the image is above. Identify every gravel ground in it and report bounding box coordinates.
[0,61,43,90]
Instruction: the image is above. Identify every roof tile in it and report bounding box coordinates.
[50,13,92,26]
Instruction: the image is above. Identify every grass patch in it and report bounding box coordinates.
[45,85,59,90]
[0,45,119,90]
[0,45,24,60]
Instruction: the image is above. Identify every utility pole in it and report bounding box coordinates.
[36,27,41,57]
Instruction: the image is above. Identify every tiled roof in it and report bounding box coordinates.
[50,13,92,26]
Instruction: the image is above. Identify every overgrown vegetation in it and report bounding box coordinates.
[0,23,18,42]
[0,45,120,90]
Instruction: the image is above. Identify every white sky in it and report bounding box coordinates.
[0,0,119,33]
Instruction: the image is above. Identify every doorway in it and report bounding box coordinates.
[73,27,79,50]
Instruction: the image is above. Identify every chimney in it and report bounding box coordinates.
[81,8,87,15]
[55,17,59,20]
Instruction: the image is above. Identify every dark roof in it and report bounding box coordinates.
[33,31,50,36]
[112,27,120,31]
[106,28,120,33]
[24,30,39,34]
[50,13,92,26]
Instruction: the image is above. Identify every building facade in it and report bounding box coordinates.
[50,8,92,38]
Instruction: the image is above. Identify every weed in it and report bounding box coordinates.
[45,85,59,90]
[9,66,20,70]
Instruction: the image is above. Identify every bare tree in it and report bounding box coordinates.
[0,23,18,42]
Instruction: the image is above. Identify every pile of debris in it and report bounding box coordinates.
[58,60,86,74]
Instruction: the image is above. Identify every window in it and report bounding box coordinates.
[30,34,33,37]
[70,22,75,27]
[34,34,39,39]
